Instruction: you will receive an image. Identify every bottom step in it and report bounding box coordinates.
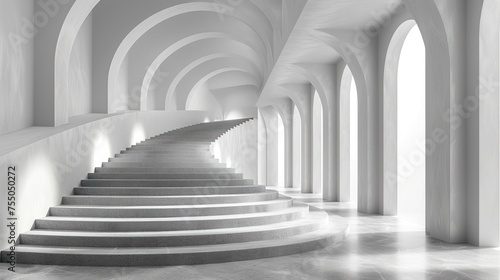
[1,214,348,267]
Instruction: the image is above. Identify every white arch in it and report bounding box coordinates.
[140,32,265,110]
[382,19,417,216]
[108,2,272,113]
[179,68,258,110]
[338,63,354,203]
[165,54,260,110]
[54,0,100,125]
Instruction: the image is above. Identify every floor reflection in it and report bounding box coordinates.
[1,189,499,280]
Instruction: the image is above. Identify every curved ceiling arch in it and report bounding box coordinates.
[249,0,280,36]
[284,64,330,113]
[306,30,369,101]
[55,0,100,125]
[181,68,259,111]
[55,0,277,117]
[140,32,266,110]
[276,84,310,120]
[165,55,260,110]
[108,2,274,112]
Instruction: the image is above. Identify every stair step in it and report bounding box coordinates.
[34,206,309,232]
[62,191,279,206]
[121,149,213,154]
[115,153,215,159]
[137,143,211,148]
[73,185,264,196]
[102,162,226,168]
[141,140,212,145]
[94,167,235,174]
[80,179,253,187]
[0,118,348,267]
[88,172,243,180]
[21,212,327,247]
[108,157,219,164]
[127,146,210,151]
[49,198,293,218]
[3,220,346,266]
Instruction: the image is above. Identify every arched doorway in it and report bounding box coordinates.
[277,113,285,188]
[350,77,358,206]
[293,105,302,190]
[397,25,426,226]
[312,89,324,194]
[339,65,358,206]
[384,20,426,226]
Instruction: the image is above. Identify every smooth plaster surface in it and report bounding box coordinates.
[68,12,93,117]
[0,0,34,135]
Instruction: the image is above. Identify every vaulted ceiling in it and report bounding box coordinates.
[62,0,402,117]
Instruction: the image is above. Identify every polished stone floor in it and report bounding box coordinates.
[1,188,500,280]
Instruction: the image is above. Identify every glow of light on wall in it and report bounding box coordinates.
[226,157,232,168]
[92,135,111,168]
[225,110,244,120]
[131,123,146,145]
[213,142,221,160]
[18,153,60,233]
[204,117,210,123]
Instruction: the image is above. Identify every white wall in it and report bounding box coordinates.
[213,119,258,183]
[0,0,34,135]
[68,13,93,117]
[0,111,212,250]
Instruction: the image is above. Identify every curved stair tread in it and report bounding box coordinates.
[37,204,310,223]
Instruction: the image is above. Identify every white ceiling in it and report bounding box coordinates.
[258,0,402,103]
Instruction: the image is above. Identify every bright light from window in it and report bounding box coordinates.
[350,77,358,206]
[277,113,285,187]
[293,106,302,189]
[313,91,323,194]
[397,25,426,227]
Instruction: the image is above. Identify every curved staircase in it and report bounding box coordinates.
[1,118,347,266]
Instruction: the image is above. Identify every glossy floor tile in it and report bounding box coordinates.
[1,189,499,280]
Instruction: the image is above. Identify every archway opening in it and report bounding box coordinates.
[312,90,324,194]
[277,113,285,188]
[293,105,302,190]
[339,65,358,207]
[350,77,358,206]
[397,25,426,226]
